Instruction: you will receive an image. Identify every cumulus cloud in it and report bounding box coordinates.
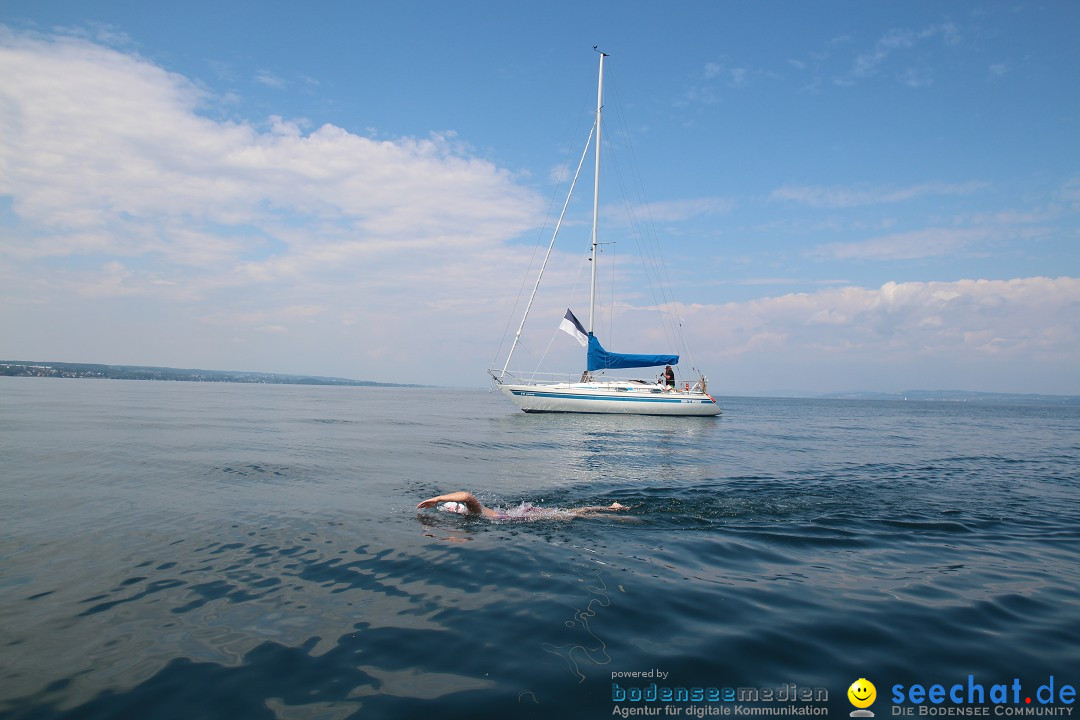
[0,27,556,381]
[667,277,1080,393]
[822,278,1069,355]
[0,29,539,272]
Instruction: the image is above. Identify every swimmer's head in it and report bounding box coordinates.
[441,501,469,515]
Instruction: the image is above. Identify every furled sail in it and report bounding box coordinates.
[586,334,678,371]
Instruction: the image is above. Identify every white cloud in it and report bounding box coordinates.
[717,276,1080,354]
[850,28,919,80]
[773,180,1068,264]
[897,66,935,88]
[583,276,1078,390]
[812,214,1057,261]
[0,30,539,264]
[617,196,736,224]
[673,277,1080,393]
[684,59,776,106]
[254,70,286,88]
[701,60,753,88]
[1060,178,1080,210]
[838,22,962,87]
[771,182,986,209]
[814,228,986,261]
[0,39,539,257]
[0,27,554,382]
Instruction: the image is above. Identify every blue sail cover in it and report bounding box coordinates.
[586,334,679,371]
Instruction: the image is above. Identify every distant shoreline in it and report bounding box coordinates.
[2,361,1076,404]
[816,389,1080,405]
[0,361,423,388]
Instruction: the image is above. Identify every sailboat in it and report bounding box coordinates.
[489,51,721,417]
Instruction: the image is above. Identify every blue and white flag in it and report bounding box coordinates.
[559,308,588,347]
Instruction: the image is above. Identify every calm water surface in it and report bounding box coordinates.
[1,378,1078,719]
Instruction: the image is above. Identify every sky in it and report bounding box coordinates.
[0,1,1077,395]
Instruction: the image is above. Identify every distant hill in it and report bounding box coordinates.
[0,361,423,388]
[818,389,1080,405]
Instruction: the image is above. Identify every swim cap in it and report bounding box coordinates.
[442,501,468,514]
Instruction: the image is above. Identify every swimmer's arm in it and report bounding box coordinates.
[570,502,630,515]
[417,491,496,518]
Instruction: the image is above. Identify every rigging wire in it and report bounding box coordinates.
[491,147,578,368]
[608,239,616,346]
[492,76,597,373]
[530,249,591,380]
[604,68,702,376]
[501,120,597,377]
[606,74,671,316]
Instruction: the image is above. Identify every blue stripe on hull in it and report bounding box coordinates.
[509,390,711,405]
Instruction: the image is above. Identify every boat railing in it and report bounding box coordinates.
[490,368,710,393]
[489,369,585,385]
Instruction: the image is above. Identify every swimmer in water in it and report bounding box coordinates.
[417,491,629,520]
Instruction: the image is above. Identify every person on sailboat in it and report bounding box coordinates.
[663,365,675,391]
[417,491,629,520]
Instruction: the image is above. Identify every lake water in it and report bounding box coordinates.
[1,377,1078,720]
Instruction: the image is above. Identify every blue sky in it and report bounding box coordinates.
[1,1,1077,394]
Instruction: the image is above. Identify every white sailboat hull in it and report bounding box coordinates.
[495,379,721,416]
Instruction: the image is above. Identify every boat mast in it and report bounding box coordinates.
[588,49,606,336]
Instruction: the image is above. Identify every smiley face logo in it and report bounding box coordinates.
[848,678,876,716]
